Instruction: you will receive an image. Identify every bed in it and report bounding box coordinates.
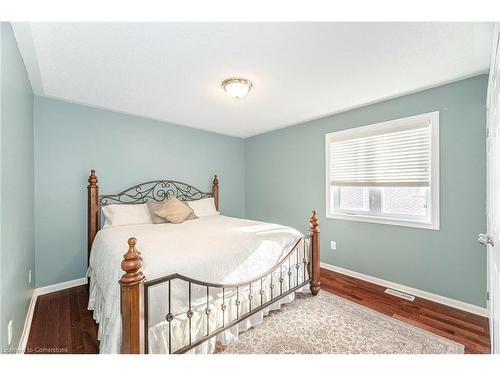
[86,170,321,354]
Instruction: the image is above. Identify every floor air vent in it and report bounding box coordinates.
[384,288,415,301]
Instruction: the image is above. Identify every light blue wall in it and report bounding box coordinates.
[0,23,35,350]
[245,75,488,308]
[34,96,245,287]
[32,72,488,308]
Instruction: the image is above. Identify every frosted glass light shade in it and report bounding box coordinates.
[222,77,252,100]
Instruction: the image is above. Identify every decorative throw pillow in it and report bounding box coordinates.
[153,196,195,224]
[102,203,153,227]
[147,201,168,224]
[187,197,220,217]
[147,199,198,223]
[181,200,199,220]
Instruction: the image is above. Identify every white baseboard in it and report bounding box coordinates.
[35,277,88,296]
[17,277,88,354]
[17,291,37,354]
[321,262,488,317]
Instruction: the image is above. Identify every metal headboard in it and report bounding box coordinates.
[99,180,214,206]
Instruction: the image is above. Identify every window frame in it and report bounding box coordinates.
[325,111,440,230]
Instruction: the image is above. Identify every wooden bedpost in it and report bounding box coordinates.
[87,169,99,266]
[120,238,145,354]
[309,210,321,295]
[213,175,219,211]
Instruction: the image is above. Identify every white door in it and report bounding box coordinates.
[485,23,500,354]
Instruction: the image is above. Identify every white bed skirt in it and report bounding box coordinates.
[88,265,307,354]
[148,277,306,354]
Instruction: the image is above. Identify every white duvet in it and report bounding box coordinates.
[87,215,305,354]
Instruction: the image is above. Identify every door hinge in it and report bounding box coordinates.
[487,291,490,301]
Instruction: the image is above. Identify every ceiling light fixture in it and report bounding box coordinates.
[221,77,253,100]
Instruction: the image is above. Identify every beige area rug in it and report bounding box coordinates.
[218,291,464,354]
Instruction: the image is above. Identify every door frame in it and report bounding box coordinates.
[486,22,500,354]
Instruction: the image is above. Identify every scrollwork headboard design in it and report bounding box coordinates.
[86,170,219,265]
[100,179,214,206]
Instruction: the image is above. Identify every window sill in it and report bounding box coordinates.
[326,212,440,230]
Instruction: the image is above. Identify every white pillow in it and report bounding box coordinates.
[187,198,220,217]
[102,203,153,227]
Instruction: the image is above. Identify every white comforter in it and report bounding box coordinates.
[87,215,304,353]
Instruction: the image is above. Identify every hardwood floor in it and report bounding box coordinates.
[26,268,490,354]
[26,285,99,354]
[321,268,490,354]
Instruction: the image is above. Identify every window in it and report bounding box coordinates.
[326,112,439,230]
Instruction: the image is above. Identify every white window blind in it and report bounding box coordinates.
[326,112,439,230]
[329,122,431,187]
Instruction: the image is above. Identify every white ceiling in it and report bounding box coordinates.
[13,22,493,138]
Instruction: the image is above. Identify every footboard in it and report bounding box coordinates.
[119,211,321,354]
